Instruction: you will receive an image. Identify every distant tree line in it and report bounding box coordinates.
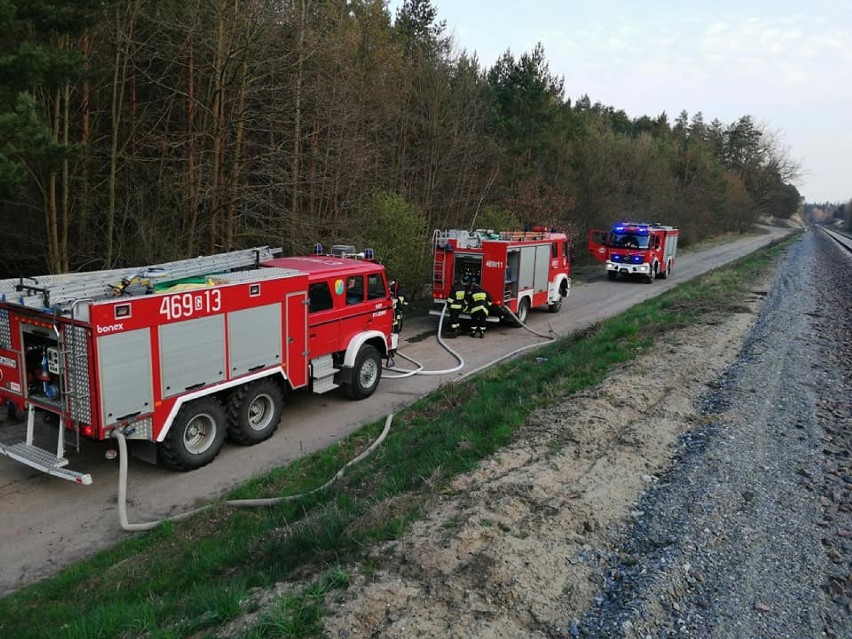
[0,0,803,293]
[803,201,851,231]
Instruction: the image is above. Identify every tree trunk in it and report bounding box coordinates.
[290,0,306,253]
[208,0,227,253]
[78,31,92,263]
[186,29,198,255]
[225,57,249,250]
[61,81,70,272]
[107,2,136,266]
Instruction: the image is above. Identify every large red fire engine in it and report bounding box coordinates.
[0,245,397,484]
[431,228,572,324]
[588,222,679,283]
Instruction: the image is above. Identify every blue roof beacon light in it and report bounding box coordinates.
[364,248,374,260]
[614,225,625,232]
[313,243,324,255]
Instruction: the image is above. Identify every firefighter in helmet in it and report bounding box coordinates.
[466,277,492,338]
[446,275,468,338]
[389,280,408,334]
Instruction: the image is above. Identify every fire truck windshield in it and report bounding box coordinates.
[609,232,650,250]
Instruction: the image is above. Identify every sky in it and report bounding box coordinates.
[388,0,852,204]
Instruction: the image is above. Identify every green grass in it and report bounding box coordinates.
[0,234,798,639]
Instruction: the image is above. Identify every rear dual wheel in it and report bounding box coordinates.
[227,379,283,445]
[160,397,227,471]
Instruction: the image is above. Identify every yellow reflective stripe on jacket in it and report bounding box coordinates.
[448,288,466,309]
[470,291,489,313]
[469,290,489,314]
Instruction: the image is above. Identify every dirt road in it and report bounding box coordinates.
[0,226,793,597]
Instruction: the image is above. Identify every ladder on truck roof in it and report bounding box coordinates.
[0,246,281,311]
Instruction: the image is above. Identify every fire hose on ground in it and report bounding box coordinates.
[112,414,395,532]
[112,302,560,531]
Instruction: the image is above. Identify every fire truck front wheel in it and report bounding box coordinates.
[645,263,657,284]
[548,294,563,313]
[344,344,382,400]
[226,379,283,445]
[160,398,227,471]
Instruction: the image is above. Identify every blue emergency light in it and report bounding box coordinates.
[364,248,374,260]
[313,243,324,255]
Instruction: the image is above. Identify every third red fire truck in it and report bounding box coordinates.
[588,222,679,283]
[0,245,397,484]
[431,227,572,325]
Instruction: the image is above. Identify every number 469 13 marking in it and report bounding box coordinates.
[159,289,222,320]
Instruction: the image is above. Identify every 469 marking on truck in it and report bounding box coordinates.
[158,289,222,320]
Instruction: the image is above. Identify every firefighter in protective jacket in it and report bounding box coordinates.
[446,276,467,338]
[389,280,408,334]
[466,279,492,338]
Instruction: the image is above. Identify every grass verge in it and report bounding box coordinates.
[0,235,797,639]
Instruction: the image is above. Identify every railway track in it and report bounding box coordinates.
[822,225,852,253]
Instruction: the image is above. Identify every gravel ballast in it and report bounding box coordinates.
[579,228,851,638]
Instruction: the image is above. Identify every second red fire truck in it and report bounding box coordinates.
[431,227,572,325]
[0,245,397,484]
[588,222,679,283]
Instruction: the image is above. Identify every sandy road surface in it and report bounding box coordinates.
[0,226,793,596]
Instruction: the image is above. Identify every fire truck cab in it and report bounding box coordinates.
[0,245,397,484]
[431,228,571,325]
[588,222,679,283]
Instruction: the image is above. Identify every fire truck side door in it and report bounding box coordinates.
[306,280,339,362]
[340,275,372,345]
[588,229,608,262]
[286,291,308,388]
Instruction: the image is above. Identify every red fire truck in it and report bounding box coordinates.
[0,245,397,484]
[431,228,572,325]
[588,222,679,283]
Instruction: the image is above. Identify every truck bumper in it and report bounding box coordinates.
[606,261,649,275]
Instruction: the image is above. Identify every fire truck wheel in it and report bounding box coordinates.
[226,379,283,445]
[514,297,530,326]
[548,296,563,313]
[160,397,227,471]
[658,260,670,279]
[646,264,657,284]
[607,271,618,281]
[344,344,382,400]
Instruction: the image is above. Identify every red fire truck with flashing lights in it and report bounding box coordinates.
[0,245,397,484]
[588,222,679,283]
[431,227,572,325]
